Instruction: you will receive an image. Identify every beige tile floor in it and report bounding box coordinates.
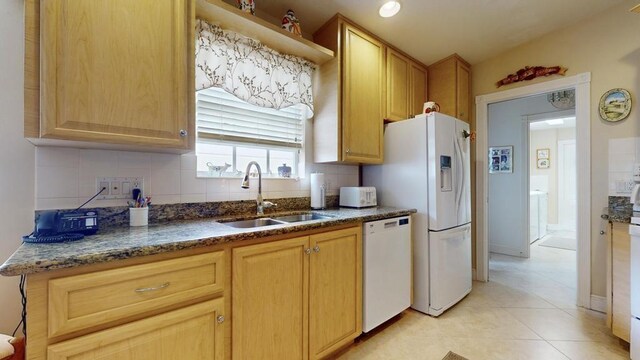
[336,240,630,359]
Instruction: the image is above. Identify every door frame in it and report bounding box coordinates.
[557,139,577,231]
[475,72,591,308]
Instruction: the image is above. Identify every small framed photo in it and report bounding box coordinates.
[537,158,550,169]
[489,146,513,174]
[536,148,549,159]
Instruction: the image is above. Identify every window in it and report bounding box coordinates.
[196,87,305,178]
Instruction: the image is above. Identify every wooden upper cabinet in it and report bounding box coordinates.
[313,16,384,164]
[386,48,410,121]
[36,0,194,149]
[386,49,428,121]
[427,54,471,123]
[342,24,385,163]
[410,63,428,117]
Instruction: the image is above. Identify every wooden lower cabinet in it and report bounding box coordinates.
[232,236,310,359]
[309,228,362,359]
[608,222,631,342]
[46,299,225,360]
[26,225,363,360]
[232,226,362,359]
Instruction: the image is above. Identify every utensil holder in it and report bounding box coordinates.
[129,207,148,227]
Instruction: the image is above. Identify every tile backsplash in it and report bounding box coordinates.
[35,147,359,210]
[608,137,640,196]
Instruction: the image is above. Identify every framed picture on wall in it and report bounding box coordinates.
[489,146,513,174]
[536,148,550,159]
[537,158,550,169]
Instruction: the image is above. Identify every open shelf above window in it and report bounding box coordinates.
[195,0,334,65]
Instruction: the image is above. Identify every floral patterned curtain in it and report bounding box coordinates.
[195,19,315,117]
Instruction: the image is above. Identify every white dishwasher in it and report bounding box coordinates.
[363,215,412,332]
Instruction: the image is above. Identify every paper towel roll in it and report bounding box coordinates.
[310,173,326,209]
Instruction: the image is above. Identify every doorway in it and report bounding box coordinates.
[475,73,592,308]
[529,113,577,248]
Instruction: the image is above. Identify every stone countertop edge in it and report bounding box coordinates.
[609,213,631,223]
[608,196,632,223]
[0,207,416,277]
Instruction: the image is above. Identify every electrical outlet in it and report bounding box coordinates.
[110,181,121,195]
[98,181,110,195]
[96,177,143,200]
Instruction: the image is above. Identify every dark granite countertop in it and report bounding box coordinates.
[0,207,415,276]
[609,196,632,223]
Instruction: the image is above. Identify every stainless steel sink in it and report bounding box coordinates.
[272,213,335,223]
[221,218,286,228]
[220,213,335,229]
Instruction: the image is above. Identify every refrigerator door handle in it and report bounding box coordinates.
[454,135,465,214]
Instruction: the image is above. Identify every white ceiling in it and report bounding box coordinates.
[245,0,626,65]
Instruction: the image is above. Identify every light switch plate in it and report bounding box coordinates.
[96,177,143,200]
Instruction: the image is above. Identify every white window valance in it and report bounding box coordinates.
[195,19,315,117]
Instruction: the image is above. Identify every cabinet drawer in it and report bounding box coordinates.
[47,298,225,360]
[48,252,224,337]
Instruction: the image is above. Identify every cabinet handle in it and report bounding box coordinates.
[217,315,225,324]
[313,245,320,253]
[345,148,351,154]
[179,129,188,137]
[600,230,606,235]
[134,282,170,293]
[305,248,311,255]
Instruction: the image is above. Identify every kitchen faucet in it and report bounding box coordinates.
[241,161,276,215]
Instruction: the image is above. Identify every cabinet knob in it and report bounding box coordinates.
[600,230,606,235]
[217,315,225,324]
[313,245,320,253]
[345,148,351,154]
[179,129,188,137]
[305,248,311,255]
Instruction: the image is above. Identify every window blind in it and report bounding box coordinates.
[196,87,304,148]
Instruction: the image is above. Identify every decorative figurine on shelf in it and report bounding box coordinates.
[237,0,255,15]
[281,9,302,37]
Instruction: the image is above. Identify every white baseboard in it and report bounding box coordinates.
[490,244,526,258]
[590,295,607,313]
[546,223,576,232]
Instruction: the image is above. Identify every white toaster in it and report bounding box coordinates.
[339,187,377,208]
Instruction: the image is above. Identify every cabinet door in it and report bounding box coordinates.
[409,63,428,117]
[456,61,470,122]
[427,59,457,118]
[47,299,225,360]
[232,237,310,359]
[386,49,409,121]
[309,227,362,359]
[342,24,385,163]
[612,223,631,342]
[40,0,192,148]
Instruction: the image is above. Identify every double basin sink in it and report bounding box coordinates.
[220,212,335,229]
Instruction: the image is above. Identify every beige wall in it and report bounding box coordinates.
[472,0,640,297]
[0,0,36,333]
[530,129,560,224]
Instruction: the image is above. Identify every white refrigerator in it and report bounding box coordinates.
[363,112,472,316]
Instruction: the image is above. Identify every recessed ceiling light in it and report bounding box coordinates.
[379,1,401,18]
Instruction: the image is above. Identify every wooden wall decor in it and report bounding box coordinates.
[496,66,567,88]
